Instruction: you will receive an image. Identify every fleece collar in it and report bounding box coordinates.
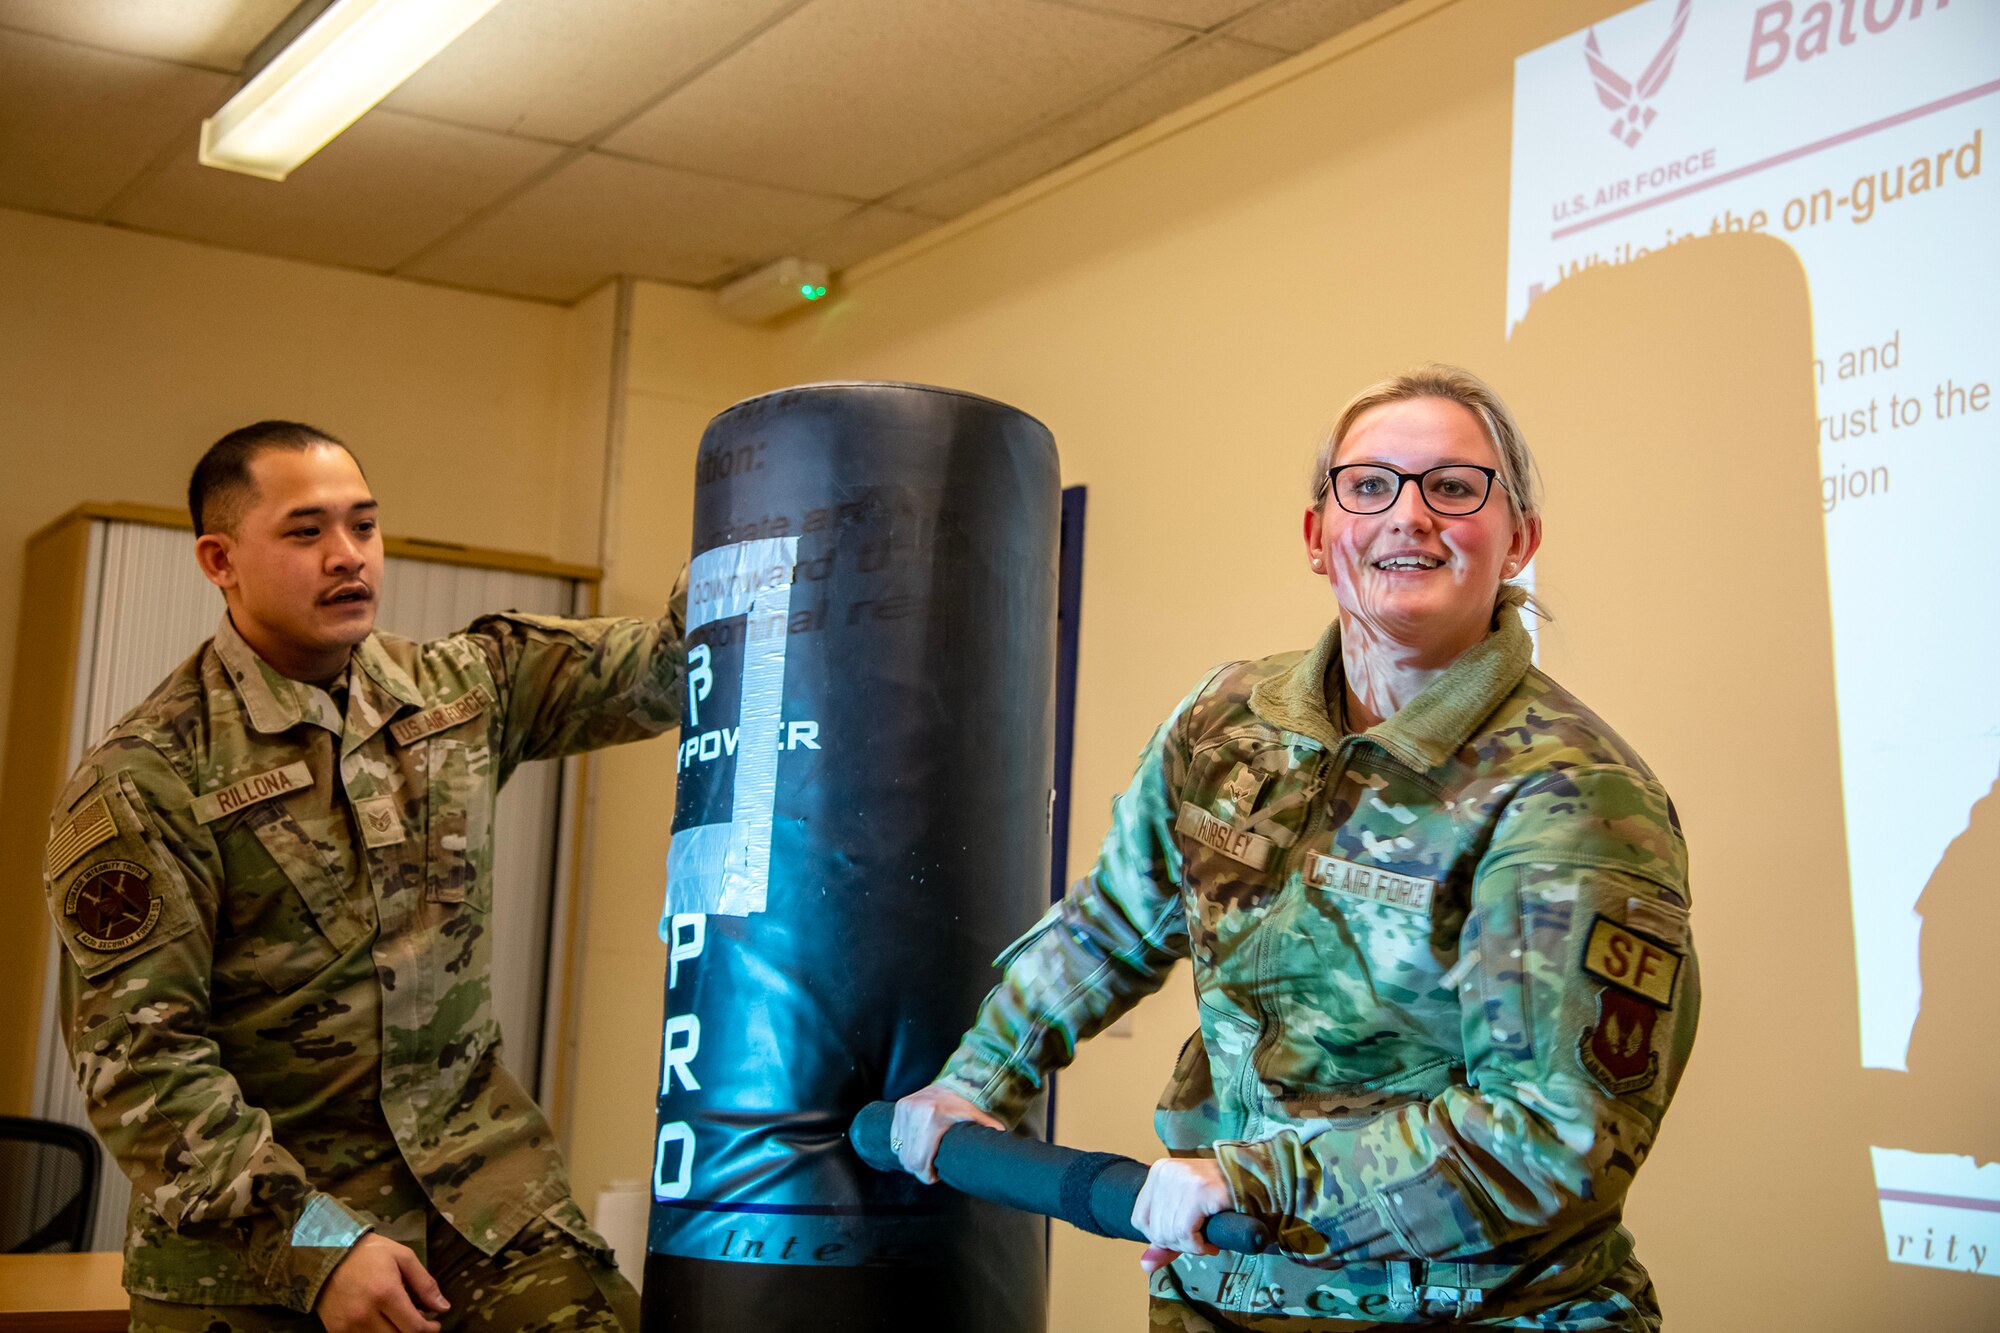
[1248,595,1534,772]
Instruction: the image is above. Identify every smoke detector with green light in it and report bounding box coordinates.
[718,258,832,325]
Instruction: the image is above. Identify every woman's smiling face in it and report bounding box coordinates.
[1304,396,1540,663]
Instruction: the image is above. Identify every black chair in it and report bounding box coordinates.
[0,1114,103,1252]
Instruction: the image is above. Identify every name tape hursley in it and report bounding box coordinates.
[1175,803,1275,870]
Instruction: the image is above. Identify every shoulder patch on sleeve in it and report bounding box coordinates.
[1581,914,1683,1007]
[47,795,117,879]
[1578,987,1661,1095]
[48,773,199,980]
[62,859,163,951]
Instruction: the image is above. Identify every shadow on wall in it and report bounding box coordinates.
[1498,233,1927,1320]
[1879,771,2000,1164]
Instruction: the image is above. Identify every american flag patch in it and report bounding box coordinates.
[47,795,116,878]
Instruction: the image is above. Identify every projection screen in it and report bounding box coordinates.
[1506,0,1997,1280]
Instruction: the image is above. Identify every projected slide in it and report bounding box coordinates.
[1506,0,1997,1278]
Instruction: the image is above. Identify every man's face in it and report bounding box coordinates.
[199,444,381,675]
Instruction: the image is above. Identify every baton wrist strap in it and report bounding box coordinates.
[1057,1151,1127,1238]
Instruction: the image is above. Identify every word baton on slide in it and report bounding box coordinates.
[849,1102,1272,1256]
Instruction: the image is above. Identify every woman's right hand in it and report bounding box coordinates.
[891,1084,1006,1183]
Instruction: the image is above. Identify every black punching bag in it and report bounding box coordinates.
[643,382,1057,1332]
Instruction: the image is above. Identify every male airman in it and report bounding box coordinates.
[44,421,684,1332]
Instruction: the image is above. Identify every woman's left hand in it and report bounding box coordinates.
[1131,1157,1233,1274]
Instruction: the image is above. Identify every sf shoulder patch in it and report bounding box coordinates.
[63,859,162,951]
[1580,915,1683,1007]
[1579,987,1660,1095]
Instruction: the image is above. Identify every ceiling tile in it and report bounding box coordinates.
[892,37,1280,219]
[401,151,858,301]
[0,27,233,218]
[382,0,802,144]
[108,109,563,273]
[790,206,940,273]
[1042,0,1262,30]
[603,0,1187,201]
[1223,0,1407,53]
[0,0,293,69]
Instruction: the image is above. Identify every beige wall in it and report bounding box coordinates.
[560,279,778,1208]
[572,0,1987,1328]
[0,205,604,731]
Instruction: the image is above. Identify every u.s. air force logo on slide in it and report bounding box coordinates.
[63,859,161,951]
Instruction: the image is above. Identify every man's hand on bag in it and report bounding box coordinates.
[316,1233,451,1333]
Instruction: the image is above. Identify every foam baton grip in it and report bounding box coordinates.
[850,1103,1271,1255]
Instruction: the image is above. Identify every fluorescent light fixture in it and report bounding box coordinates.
[200,0,504,181]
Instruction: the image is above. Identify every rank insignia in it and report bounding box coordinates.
[1579,987,1659,1095]
[64,859,161,951]
[1224,764,1267,811]
[354,795,407,848]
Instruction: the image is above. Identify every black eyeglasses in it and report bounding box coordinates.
[1319,464,1507,516]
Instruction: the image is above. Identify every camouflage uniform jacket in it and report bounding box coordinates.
[937,603,1697,1328]
[44,607,685,1310]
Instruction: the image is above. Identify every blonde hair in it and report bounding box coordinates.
[1310,365,1543,524]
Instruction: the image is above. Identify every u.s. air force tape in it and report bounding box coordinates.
[1305,852,1437,913]
[390,688,490,746]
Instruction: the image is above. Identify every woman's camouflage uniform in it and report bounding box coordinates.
[42,608,683,1320]
[937,602,1697,1329]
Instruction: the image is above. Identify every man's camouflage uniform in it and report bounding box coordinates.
[937,600,1698,1330]
[43,607,684,1325]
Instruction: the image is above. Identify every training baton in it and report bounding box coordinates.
[850,1101,1272,1255]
